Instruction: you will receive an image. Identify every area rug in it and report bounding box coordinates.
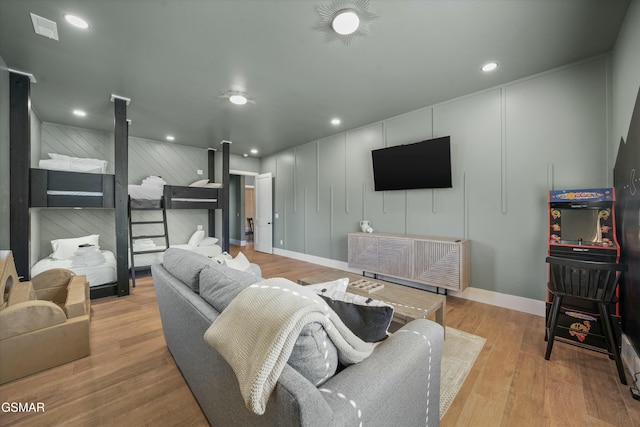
[440,328,486,418]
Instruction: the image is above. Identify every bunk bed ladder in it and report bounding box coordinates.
[128,196,170,288]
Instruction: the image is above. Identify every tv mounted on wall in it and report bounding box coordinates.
[371,136,452,191]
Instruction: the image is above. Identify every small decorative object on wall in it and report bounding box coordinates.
[315,0,378,46]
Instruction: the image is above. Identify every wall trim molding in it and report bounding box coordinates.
[273,248,546,317]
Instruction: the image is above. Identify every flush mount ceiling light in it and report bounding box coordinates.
[482,62,498,72]
[166,135,175,141]
[315,0,378,46]
[64,14,89,29]
[250,149,258,155]
[331,118,341,125]
[72,109,86,117]
[218,90,255,105]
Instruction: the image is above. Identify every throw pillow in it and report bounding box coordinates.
[320,292,394,343]
[51,235,100,260]
[224,252,251,272]
[304,277,349,294]
[187,230,205,247]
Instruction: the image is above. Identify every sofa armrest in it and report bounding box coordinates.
[32,269,75,303]
[0,300,67,340]
[318,319,444,427]
[64,276,89,318]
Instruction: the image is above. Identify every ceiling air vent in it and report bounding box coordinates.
[30,13,59,40]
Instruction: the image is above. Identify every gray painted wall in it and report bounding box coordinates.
[0,57,9,248]
[262,57,611,301]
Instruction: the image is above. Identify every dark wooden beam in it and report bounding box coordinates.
[113,97,129,296]
[9,72,31,279]
[208,149,216,238]
[222,142,230,252]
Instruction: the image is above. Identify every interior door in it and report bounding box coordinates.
[254,172,273,253]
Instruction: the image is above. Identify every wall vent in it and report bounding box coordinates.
[30,13,59,40]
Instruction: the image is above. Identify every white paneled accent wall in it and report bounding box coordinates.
[262,56,610,301]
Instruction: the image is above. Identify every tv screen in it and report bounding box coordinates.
[371,136,452,191]
[558,208,602,244]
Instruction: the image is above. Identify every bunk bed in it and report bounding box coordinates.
[127,177,227,286]
[9,78,230,299]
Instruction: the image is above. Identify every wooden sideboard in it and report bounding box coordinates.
[348,232,470,292]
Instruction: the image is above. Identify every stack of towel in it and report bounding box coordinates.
[71,245,106,268]
[132,239,157,252]
[128,175,167,200]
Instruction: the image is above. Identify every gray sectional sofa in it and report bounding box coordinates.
[152,248,444,426]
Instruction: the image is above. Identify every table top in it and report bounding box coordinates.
[298,269,445,323]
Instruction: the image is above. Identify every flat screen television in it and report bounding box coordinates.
[371,136,452,191]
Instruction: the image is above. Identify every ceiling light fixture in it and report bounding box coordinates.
[482,62,498,72]
[331,118,341,125]
[218,90,255,105]
[166,135,175,141]
[315,0,378,46]
[72,109,86,117]
[332,9,360,35]
[64,14,89,29]
[250,149,258,155]
[229,94,248,105]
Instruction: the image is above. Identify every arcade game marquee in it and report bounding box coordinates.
[547,188,621,350]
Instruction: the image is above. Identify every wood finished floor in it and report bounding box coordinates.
[1,245,639,426]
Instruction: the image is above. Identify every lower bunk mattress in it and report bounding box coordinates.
[31,250,117,287]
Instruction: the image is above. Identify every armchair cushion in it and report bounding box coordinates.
[0,301,67,340]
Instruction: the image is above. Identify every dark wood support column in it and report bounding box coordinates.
[208,148,216,238]
[9,73,31,279]
[113,97,129,296]
[222,141,230,252]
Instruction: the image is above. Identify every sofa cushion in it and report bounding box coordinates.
[199,265,339,386]
[163,248,216,293]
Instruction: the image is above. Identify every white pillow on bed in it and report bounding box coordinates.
[188,230,205,247]
[51,234,100,260]
[48,153,108,173]
[199,237,218,246]
[189,179,209,187]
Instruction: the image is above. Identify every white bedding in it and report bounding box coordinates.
[130,243,223,267]
[31,250,117,287]
[39,153,108,174]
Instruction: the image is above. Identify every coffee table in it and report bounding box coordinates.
[298,270,446,334]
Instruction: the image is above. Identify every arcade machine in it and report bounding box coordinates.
[547,188,621,350]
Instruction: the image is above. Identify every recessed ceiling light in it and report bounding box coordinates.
[250,149,258,154]
[72,109,86,117]
[331,118,341,125]
[64,14,89,29]
[482,62,498,72]
[332,9,360,35]
[229,94,248,105]
[166,135,175,141]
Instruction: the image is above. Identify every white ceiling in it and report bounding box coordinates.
[0,0,630,158]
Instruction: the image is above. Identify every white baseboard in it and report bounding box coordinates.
[231,239,246,247]
[272,248,546,317]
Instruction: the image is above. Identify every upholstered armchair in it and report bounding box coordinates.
[0,251,91,384]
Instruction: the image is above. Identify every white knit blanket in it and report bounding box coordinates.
[204,277,374,415]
